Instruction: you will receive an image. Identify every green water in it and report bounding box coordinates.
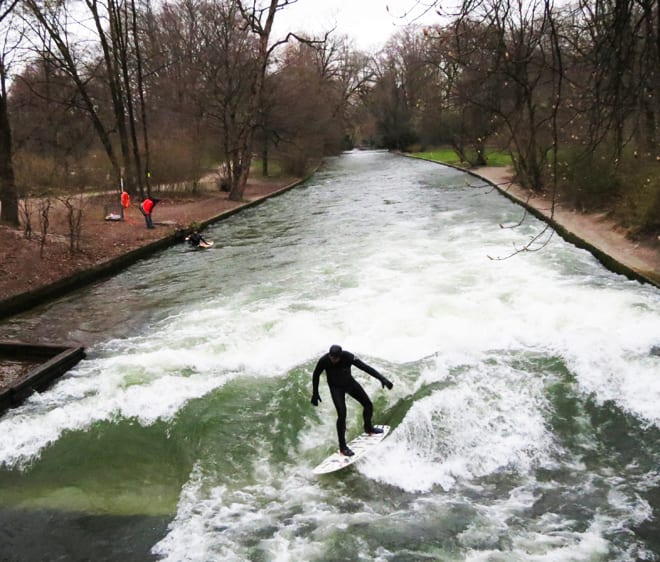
[0,151,659,561]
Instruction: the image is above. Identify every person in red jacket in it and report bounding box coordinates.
[311,344,393,456]
[139,197,160,229]
[120,190,131,222]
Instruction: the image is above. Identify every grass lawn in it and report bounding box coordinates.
[411,148,512,167]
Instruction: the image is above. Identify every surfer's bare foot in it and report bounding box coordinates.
[340,447,354,457]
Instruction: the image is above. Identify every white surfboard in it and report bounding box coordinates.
[312,425,390,475]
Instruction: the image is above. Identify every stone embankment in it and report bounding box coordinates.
[473,166,660,289]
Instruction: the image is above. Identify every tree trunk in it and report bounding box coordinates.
[132,0,151,196]
[228,0,281,201]
[0,67,18,226]
[262,139,269,177]
[101,0,135,193]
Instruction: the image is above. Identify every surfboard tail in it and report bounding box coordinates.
[312,425,390,475]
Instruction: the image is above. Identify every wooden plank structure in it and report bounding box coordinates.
[0,341,86,415]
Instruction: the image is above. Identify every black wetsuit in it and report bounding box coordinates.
[312,350,386,450]
[187,232,205,247]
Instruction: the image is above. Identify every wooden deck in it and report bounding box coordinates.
[0,341,86,415]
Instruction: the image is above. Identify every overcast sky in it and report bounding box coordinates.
[274,0,443,52]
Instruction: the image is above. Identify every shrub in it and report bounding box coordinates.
[274,145,314,177]
[14,150,114,194]
[555,146,659,236]
[613,163,660,237]
[555,148,622,212]
[149,137,206,186]
[14,152,66,192]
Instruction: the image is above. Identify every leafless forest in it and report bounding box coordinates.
[1,0,659,236]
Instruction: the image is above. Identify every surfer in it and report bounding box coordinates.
[311,344,393,457]
[185,230,208,248]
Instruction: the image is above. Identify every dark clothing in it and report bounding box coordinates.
[312,350,387,450]
[329,380,373,450]
[187,232,206,247]
[312,350,385,391]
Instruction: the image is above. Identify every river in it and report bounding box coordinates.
[1,150,659,561]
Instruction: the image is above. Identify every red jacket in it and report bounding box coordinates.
[141,198,156,214]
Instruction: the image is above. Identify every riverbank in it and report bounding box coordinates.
[0,175,302,320]
[0,175,304,409]
[1,160,658,323]
[473,166,660,288]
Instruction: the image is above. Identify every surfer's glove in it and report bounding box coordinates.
[380,377,393,390]
[311,393,322,406]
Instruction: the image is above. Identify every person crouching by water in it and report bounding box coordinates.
[311,344,393,457]
[185,230,208,248]
[139,196,160,229]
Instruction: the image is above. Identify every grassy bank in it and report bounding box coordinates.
[410,146,659,239]
[411,148,512,168]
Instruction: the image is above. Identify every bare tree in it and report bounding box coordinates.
[189,0,260,200]
[37,195,50,257]
[22,0,151,198]
[367,31,422,150]
[266,41,339,173]
[227,0,309,201]
[59,193,85,253]
[0,1,21,226]
[18,196,33,238]
[310,34,376,146]
[10,58,97,178]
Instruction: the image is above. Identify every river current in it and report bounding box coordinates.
[1,151,659,561]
